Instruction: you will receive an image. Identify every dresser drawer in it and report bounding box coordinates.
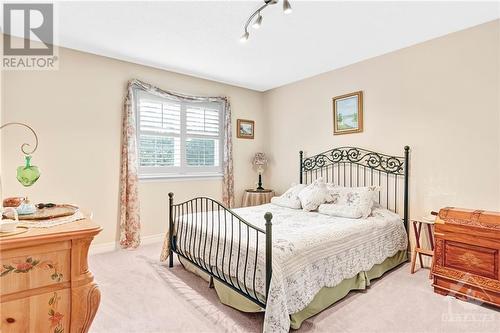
[0,288,70,333]
[0,242,71,296]
[443,241,498,280]
[434,276,500,307]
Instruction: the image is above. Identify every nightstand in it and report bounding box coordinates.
[241,189,275,207]
[410,216,435,278]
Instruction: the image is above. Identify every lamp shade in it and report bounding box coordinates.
[253,152,268,166]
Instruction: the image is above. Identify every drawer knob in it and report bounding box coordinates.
[6,317,15,323]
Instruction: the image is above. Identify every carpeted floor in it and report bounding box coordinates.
[89,242,499,333]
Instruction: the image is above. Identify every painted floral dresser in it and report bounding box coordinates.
[0,219,101,332]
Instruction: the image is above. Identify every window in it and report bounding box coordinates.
[135,89,224,179]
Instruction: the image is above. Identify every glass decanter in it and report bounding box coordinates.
[16,155,41,187]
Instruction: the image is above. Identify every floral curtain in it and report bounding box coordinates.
[222,98,235,208]
[119,82,142,248]
[119,79,234,255]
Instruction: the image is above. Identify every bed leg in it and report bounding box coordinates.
[299,150,303,184]
[168,192,174,268]
[265,212,273,299]
[208,276,214,288]
[404,146,410,251]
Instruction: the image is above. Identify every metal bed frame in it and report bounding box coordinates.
[168,146,410,308]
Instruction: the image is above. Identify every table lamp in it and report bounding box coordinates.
[252,152,268,191]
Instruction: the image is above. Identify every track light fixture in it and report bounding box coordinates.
[240,0,292,42]
[283,0,292,14]
[252,12,263,29]
[240,31,249,43]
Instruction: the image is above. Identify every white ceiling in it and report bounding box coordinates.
[53,1,500,91]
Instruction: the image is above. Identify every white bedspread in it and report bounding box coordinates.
[173,203,407,333]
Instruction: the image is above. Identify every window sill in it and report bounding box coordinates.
[139,173,224,182]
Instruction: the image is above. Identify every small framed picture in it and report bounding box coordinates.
[237,119,255,139]
[332,91,363,135]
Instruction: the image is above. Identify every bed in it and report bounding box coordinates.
[163,146,410,332]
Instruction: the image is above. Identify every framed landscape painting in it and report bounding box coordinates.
[332,91,363,135]
[237,119,255,139]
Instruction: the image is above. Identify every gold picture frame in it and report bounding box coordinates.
[333,91,363,135]
[237,119,255,139]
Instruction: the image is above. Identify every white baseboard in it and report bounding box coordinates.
[89,233,165,255]
[142,233,166,245]
[89,241,117,255]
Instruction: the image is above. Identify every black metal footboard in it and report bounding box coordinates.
[167,193,273,308]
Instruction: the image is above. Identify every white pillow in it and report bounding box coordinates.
[320,186,379,218]
[326,183,336,202]
[297,178,329,211]
[270,184,306,209]
[318,203,363,219]
[326,183,336,190]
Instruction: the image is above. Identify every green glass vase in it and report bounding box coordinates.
[16,155,41,187]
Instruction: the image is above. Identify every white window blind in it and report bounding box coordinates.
[135,89,224,178]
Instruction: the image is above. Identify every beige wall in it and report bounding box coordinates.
[2,20,499,247]
[264,20,500,217]
[0,64,3,194]
[1,45,266,245]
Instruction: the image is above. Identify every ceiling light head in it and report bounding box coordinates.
[240,31,249,43]
[241,0,292,44]
[283,0,292,14]
[252,13,263,29]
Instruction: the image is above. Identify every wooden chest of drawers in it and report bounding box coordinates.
[431,207,500,307]
[0,219,101,332]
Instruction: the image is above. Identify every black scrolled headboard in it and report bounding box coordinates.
[299,146,410,230]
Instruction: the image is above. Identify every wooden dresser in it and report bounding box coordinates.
[0,219,102,332]
[431,207,500,307]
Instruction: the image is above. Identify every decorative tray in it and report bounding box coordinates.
[3,204,79,220]
[0,226,29,237]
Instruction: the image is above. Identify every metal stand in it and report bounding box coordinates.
[0,122,39,203]
[0,122,38,155]
[257,173,264,190]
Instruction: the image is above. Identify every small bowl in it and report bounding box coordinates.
[3,197,25,208]
[16,202,36,215]
[0,220,19,233]
[1,207,19,232]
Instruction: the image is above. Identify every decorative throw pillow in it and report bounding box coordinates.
[270,184,306,209]
[325,183,336,202]
[318,203,363,219]
[297,178,329,211]
[326,183,336,191]
[319,186,379,219]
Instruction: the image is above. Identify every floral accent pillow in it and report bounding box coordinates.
[270,184,306,209]
[319,186,380,218]
[325,183,336,202]
[297,178,329,211]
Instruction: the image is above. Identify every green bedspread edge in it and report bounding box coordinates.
[178,250,408,330]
